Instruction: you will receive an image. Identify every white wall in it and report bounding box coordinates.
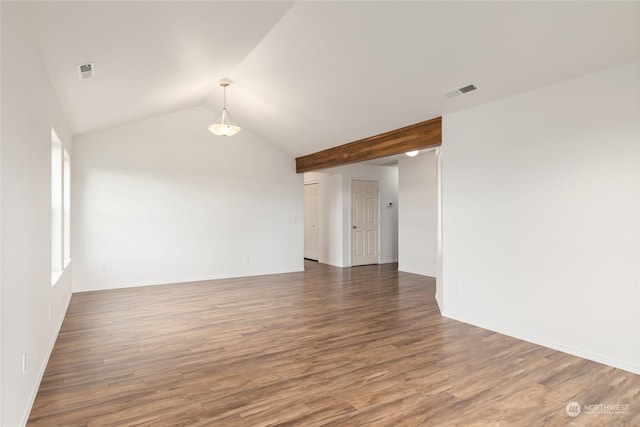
[441,60,640,373]
[304,163,398,267]
[1,3,73,425]
[398,151,437,277]
[73,106,303,292]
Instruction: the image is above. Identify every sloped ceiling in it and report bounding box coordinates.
[25,1,295,136]
[25,1,640,157]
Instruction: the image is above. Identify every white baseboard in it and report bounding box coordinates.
[397,268,436,278]
[73,267,305,293]
[20,291,72,426]
[442,309,640,375]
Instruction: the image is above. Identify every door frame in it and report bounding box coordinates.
[349,178,380,266]
[303,181,320,261]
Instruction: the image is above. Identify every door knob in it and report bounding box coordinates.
[352,225,357,229]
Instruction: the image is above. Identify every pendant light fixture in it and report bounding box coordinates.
[208,78,241,136]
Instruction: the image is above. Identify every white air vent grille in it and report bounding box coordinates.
[76,63,95,80]
[443,84,477,98]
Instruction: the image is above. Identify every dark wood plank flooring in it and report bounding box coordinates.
[28,261,640,426]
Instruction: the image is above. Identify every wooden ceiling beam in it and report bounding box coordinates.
[295,116,442,173]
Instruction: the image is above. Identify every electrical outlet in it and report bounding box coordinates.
[245,254,251,263]
[454,284,461,295]
[100,264,108,273]
[22,352,27,374]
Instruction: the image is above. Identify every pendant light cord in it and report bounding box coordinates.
[223,85,227,109]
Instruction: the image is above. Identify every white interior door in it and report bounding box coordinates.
[351,180,379,266]
[304,183,320,260]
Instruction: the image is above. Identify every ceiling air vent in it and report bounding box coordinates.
[76,63,95,80]
[443,84,477,98]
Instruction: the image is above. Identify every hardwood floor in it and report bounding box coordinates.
[29,261,640,426]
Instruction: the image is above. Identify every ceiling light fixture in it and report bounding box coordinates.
[405,150,419,157]
[209,78,241,136]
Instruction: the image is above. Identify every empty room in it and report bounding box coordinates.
[2,1,640,426]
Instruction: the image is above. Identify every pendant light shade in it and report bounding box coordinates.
[209,78,241,136]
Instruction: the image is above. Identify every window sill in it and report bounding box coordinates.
[51,271,64,287]
[52,260,72,286]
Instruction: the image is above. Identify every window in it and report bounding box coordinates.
[51,129,70,285]
[63,149,71,265]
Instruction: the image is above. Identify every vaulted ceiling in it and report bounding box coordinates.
[25,1,640,157]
